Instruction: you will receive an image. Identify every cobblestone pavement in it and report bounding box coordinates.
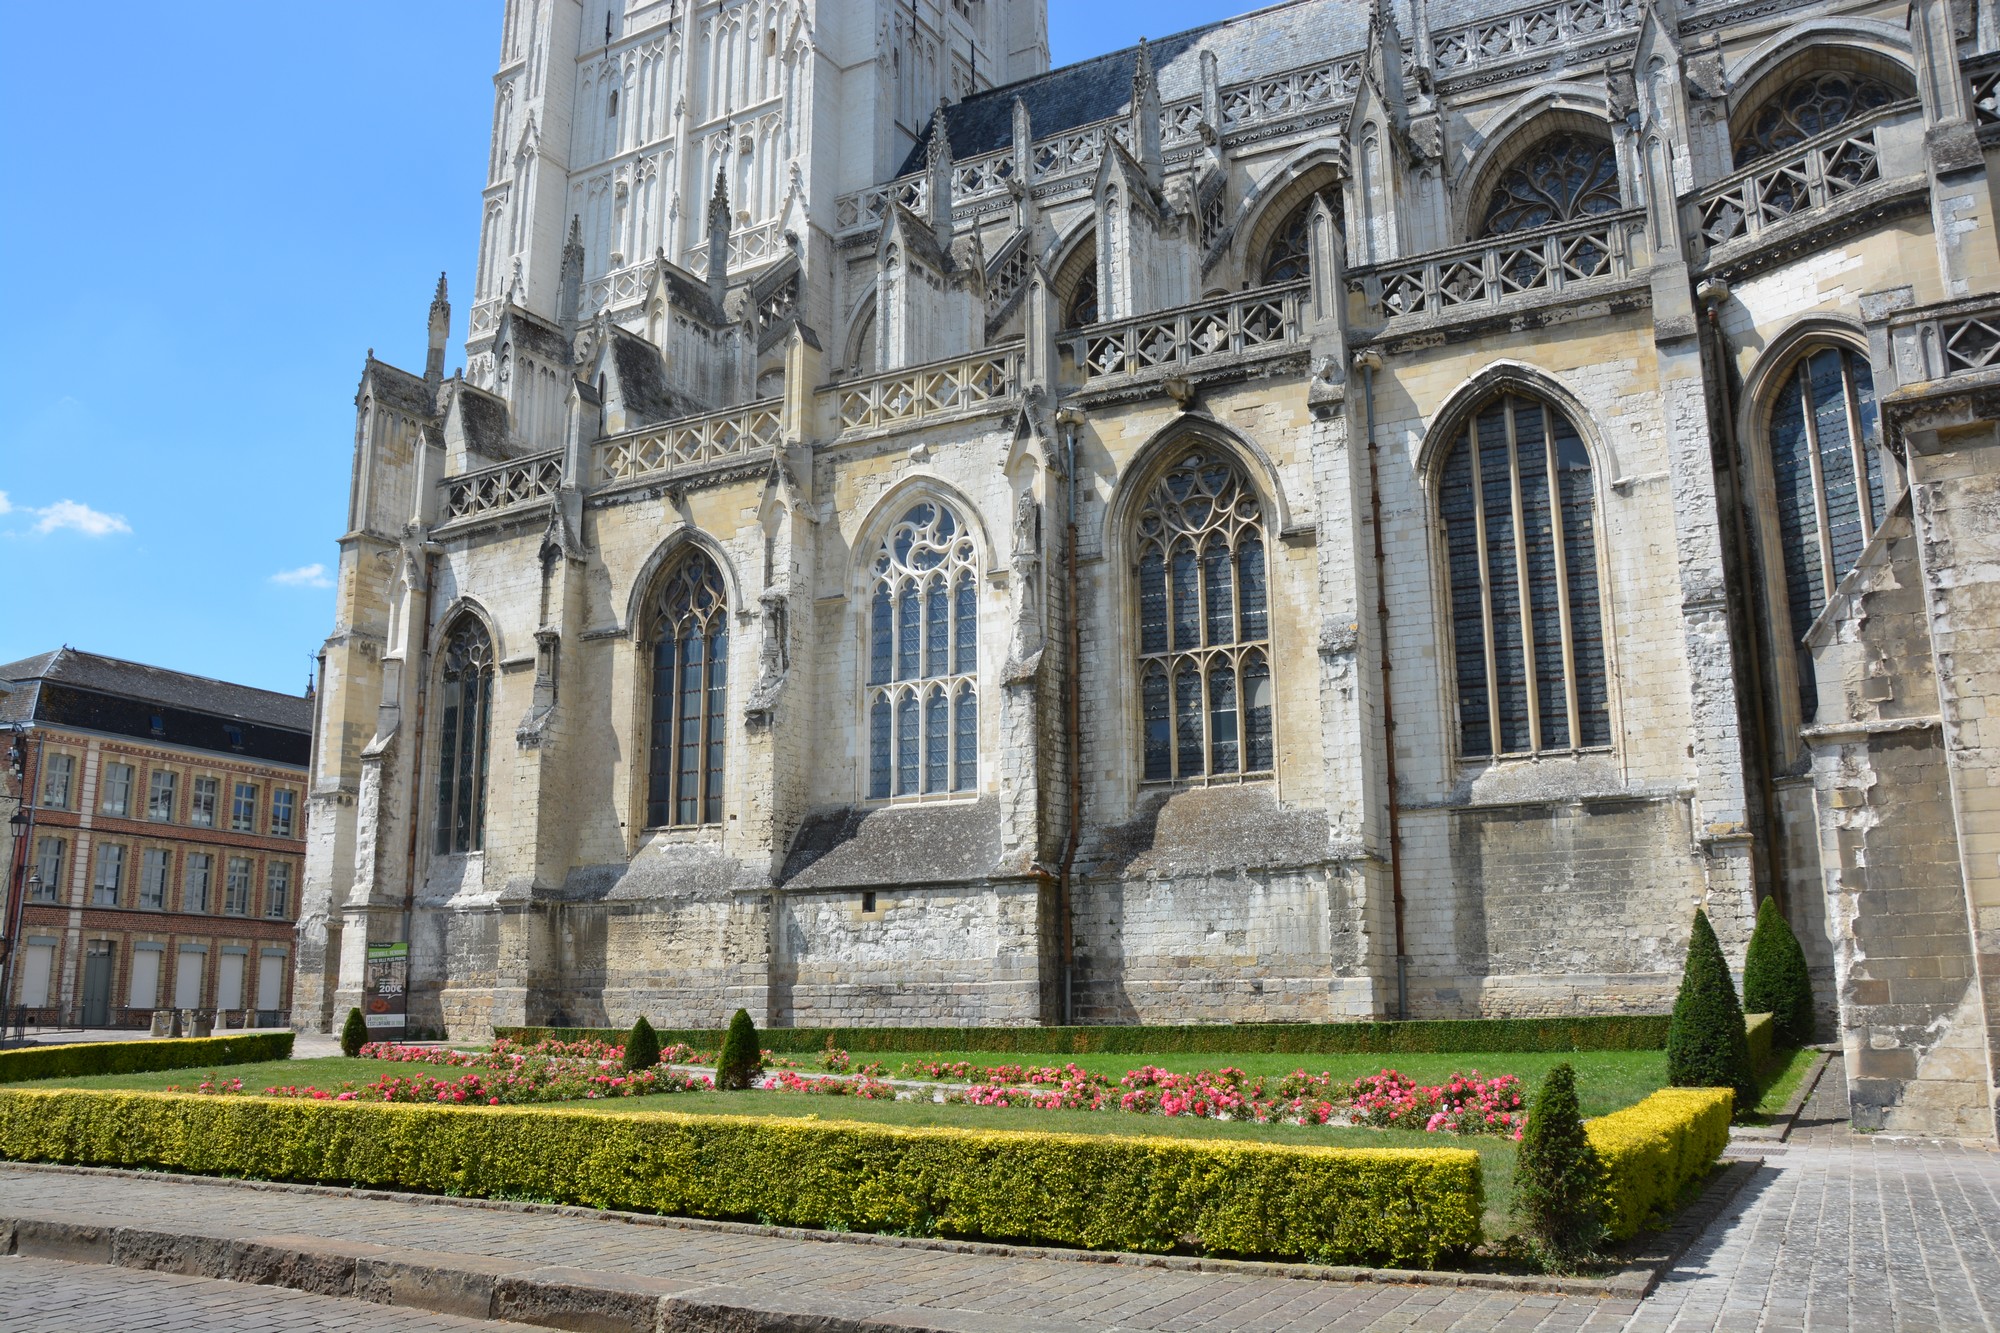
[0,1252,529,1331]
[0,1058,1994,1331]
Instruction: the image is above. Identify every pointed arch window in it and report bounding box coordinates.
[434,617,495,855]
[867,503,979,799]
[1767,344,1885,643]
[1439,392,1610,758]
[1065,265,1099,328]
[647,551,729,827]
[1734,71,1902,167]
[1135,448,1273,783]
[1259,197,1320,284]
[1481,132,1621,236]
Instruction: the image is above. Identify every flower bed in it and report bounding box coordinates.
[1351,1070,1525,1139]
[0,1087,1485,1266]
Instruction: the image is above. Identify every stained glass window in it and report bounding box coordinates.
[1135,448,1273,782]
[1734,72,1901,168]
[647,551,729,827]
[1259,197,1319,284]
[434,617,494,853]
[1439,393,1610,758]
[1481,133,1621,236]
[867,503,979,799]
[1768,345,1884,643]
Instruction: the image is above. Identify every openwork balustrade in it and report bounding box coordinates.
[1432,0,1638,72]
[828,347,1022,436]
[685,220,786,274]
[595,400,783,485]
[1891,297,2000,386]
[441,451,564,522]
[832,178,932,232]
[1968,55,2000,131]
[1354,212,1639,321]
[579,261,652,318]
[1069,285,1307,386]
[985,234,1036,317]
[468,300,503,336]
[1695,106,1909,246]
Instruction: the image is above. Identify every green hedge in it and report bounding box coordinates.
[0,1032,294,1085]
[496,1016,1672,1056]
[0,1089,1483,1268]
[1584,1087,1734,1241]
[1744,1012,1775,1073]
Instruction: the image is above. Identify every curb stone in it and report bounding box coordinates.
[0,1155,1750,1319]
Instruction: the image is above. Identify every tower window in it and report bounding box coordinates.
[434,616,495,854]
[867,503,979,800]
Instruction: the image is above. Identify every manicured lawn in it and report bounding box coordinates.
[1751,1046,1817,1119]
[14,1057,390,1094]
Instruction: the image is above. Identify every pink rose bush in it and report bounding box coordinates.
[1350,1069,1525,1139]
[761,1069,895,1098]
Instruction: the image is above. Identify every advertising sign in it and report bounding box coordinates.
[362,941,409,1033]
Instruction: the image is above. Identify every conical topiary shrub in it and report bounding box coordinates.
[715,1008,763,1090]
[622,1015,662,1073]
[1742,896,1815,1047]
[340,1006,368,1057]
[1666,909,1757,1116]
[1512,1062,1604,1267]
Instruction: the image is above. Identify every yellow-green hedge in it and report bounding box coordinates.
[1744,1012,1775,1072]
[1586,1087,1733,1241]
[0,1032,293,1085]
[0,1089,1482,1267]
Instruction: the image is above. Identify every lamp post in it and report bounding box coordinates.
[1,725,42,1041]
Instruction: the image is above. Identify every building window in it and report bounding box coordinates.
[92,844,126,908]
[101,762,134,817]
[1768,344,1885,642]
[32,837,64,902]
[224,857,253,916]
[1439,391,1611,758]
[139,848,171,911]
[184,853,212,914]
[230,782,258,833]
[190,776,218,828]
[435,617,496,853]
[264,863,291,919]
[1259,196,1322,285]
[270,788,296,837]
[1481,132,1621,236]
[1135,448,1274,783]
[646,552,729,827]
[866,502,979,800]
[147,769,177,822]
[1734,71,1902,167]
[40,753,75,809]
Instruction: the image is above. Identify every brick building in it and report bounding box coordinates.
[1,650,311,1028]
[302,0,2000,1140]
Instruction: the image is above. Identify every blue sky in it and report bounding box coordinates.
[0,2,1246,695]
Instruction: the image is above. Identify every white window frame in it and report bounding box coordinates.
[139,848,171,911]
[40,753,75,809]
[223,857,253,916]
[189,776,219,829]
[147,768,178,822]
[263,862,291,919]
[183,853,213,914]
[269,787,296,837]
[101,762,135,817]
[230,782,258,833]
[92,844,126,908]
[32,837,64,902]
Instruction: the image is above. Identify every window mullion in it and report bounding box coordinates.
[1504,401,1542,755]
[1467,425,1503,751]
[1544,426,1581,750]
[1840,353,1874,541]
[1798,373,1837,605]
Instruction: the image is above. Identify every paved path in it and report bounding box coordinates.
[0,1057,1994,1330]
[0,1252,529,1331]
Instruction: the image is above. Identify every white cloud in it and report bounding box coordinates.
[0,492,11,515]
[31,499,131,537]
[271,563,334,589]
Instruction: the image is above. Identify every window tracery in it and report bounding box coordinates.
[1480,132,1621,236]
[1259,197,1318,284]
[867,503,978,800]
[1734,71,1901,167]
[1135,449,1273,783]
[647,551,729,827]
[434,617,495,855]
[1767,344,1884,643]
[1438,392,1610,758]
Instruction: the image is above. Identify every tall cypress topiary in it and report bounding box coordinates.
[1512,1062,1604,1266]
[715,1008,763,1090]
[1742,896,1815,1047]
[1666,909,1757,1116]
[622,1015,661,1072]
[340,1006,368,1057]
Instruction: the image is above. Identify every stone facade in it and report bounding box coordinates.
[300,0,2000,1139]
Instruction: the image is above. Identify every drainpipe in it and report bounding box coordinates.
[1054,407,1085,1027]
[0,726,43,1030]
[1357,352,1409,1020]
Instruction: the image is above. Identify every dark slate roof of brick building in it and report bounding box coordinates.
[895,0,1390,177]
[0,648,312,733]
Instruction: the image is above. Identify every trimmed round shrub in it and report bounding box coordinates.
[1513,1062,1604,1265]
[340,1007,368,1058]
[622,1016,662,1073]
[1742,896,1815,1047]
[1666,910,1756,1115]
[716,1008,763,1090]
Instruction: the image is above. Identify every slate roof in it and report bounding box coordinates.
[0,648,312,734]
[895,0,1396,177]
